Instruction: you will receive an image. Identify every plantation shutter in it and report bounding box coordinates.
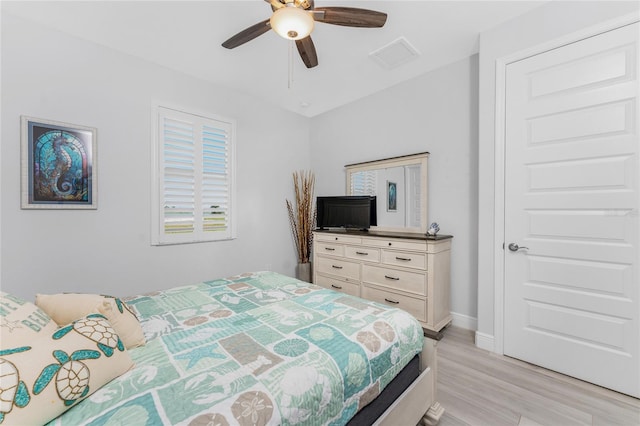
[350,170,377,196]
[153,106,235,245]
[406,165,421,228]
[202,124,230,234]
[162,115,196,236]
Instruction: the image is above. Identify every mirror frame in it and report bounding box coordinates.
[345,152,429,234]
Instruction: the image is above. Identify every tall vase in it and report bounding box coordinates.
[295,262,312,283]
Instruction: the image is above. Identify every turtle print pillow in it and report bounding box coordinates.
[0,313,133,425]
[0,291,58,348]
[35,293,145,349]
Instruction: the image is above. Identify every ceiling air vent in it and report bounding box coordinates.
[369,36,420,69]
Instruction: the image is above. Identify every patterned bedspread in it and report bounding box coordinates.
[49,272,424,425]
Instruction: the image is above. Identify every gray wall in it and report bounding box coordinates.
[311,55,480,326]
[1,13,311,300]
[477,1,640,347]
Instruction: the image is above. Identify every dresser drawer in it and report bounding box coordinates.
[362,265,426,296]
[345,246,380,262]
[316,256,360,281]
[315,233,362,245]
[381,250,427,270]
[315,242,344,257]
[362,285,426,323]
[362,237,427,251]
[315,274,360,297]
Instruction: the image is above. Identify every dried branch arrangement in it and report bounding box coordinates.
[286,170,316,264]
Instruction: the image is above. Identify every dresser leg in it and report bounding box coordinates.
[421,402,445,425]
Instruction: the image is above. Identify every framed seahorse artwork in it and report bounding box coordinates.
[21,116,97,209]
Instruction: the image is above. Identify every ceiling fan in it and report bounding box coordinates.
[221,0,388,69]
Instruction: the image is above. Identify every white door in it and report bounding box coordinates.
[504,22,639,397]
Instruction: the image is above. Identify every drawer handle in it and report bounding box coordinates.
[355,251,368,256]
[332,265,343,269]
[384,275,400,281]
[396,256,411,261]
[331,284,343,289]
[384,298,400,304]
[325,247,336,251]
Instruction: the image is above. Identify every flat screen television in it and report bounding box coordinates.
[316,196,377,230]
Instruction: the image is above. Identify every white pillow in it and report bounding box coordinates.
[0,313,133,425]
[0,291,58,348]
[36,293,146,349]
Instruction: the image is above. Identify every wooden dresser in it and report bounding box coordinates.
[313,229,452,332]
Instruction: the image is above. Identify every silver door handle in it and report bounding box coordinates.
[508,243,529,252]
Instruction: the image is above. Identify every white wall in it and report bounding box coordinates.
[477,1,640,346]
[1,13,311,300]
[311,56,480,325]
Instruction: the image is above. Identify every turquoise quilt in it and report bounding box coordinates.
[50,272,424,425]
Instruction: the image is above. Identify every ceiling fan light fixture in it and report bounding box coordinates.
[270,6,314,40]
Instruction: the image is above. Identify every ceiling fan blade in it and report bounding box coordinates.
[296,36,318,68]
[222,19,271,49]
[314,7,387,28]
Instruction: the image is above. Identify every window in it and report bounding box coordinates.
[350,170,377,196]
[152,106,236,245]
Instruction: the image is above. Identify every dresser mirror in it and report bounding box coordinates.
[345,152,428,233]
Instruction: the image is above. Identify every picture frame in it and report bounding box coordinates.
[21,116,97,209]
[387,180,397,211]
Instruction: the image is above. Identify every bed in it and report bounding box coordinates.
[0,271,442,425]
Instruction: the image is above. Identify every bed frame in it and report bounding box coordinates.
[374,335,445,426]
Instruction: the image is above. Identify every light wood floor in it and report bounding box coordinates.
[436,326,640,426]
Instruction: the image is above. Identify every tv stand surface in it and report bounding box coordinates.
[312,229,452,332]
[314,228,452,240]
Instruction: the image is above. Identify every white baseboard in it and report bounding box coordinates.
[450,311,477,331]
[474,331,495,352]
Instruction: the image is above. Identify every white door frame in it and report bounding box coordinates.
[492,11,640,355]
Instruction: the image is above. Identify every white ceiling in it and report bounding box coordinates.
[2,0,548,117]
